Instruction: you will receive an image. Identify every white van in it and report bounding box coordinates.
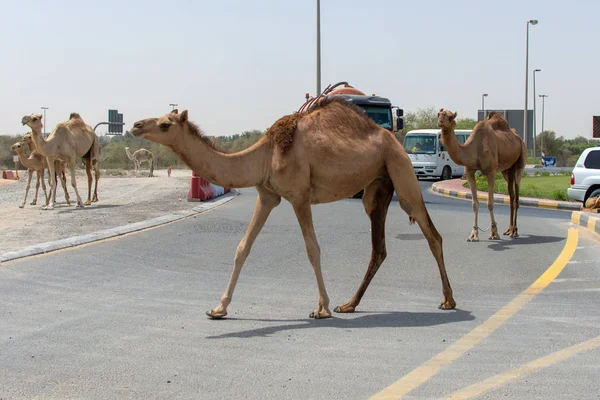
[402,129,472,180]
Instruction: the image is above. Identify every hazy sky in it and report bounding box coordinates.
[1,0,598,139]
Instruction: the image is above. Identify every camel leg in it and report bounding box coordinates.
[502,170,515,236]
[31,170,41,205]
[511,169,523,238]
[486,172,500,240]
[291,200,332,319]
[335,178,394,313]
[67,160,84,207]
[19,169,34,208]
[92,162,100,202]
[83,159,92,206]
[61,170,71,205]
[44,159,57,210]
[386,157,456,310]
[207,189,281,319]
[39,169,49,205]
[464,168,480,242]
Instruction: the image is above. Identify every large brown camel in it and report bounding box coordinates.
[23,133,72,206]
[21,113,100,209]
[130,99,456,319]
[437,109,527,241]
[11,142,49,208]
[125,146,154,177]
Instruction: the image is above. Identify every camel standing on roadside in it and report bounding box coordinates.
[130,100,456,319]
[125,147,154,177]
[11,142,48,208]
[23,133,71,206]
[437,109,527,241]
[21,113,100,209]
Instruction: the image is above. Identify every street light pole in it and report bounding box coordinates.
[539,94,548,155]
[169,103,178,111]
[481,93,488,120]
[524,19,538,154]
[41,106,49,138]
[316,0,321,96]
[533,68,541,158]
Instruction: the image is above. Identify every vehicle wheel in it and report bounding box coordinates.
[440,166,452,181]
[586,188,600,203]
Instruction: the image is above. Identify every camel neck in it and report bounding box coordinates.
[170,127,269,188]
[30,129,50,157]
[440,126,466,166]
[15,150,32,168]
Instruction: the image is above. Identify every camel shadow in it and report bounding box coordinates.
[486,234,564,252]
[206,308,474,339]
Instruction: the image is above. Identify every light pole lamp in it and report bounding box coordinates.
[533,68,541,157]
[539,94,548,155]
[481,93,488,120]
[169,103,178,111]
[41,106,49,137]
[524,19,538,153]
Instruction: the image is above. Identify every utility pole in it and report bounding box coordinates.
[539,94,548,156]
[523,19,538,153]
[41,106,49,138]
[316,0,321,96]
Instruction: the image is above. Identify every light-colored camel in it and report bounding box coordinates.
[130,101,456,319]
[21,113,100,209]
[437,109,527,241]
[23,133,72,206]
[11,142,49,208]
[125,147,154,177]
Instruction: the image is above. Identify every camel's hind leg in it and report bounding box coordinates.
[464,168,480,242]
[30,170,42,205]
[66,159,84,207]
[502,169,516,236]
[59,167,71,205]
[387,157,456,310]
[207,188,281,319]
[335,177,394,313]
[511,168,524,238]
[486,172,500,240]
[92,161,100,202]
[39,169,49,205]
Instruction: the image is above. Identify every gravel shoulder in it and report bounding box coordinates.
[0,168,195,255]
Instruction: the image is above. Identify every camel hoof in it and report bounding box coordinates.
[466,237,479,242]
[510,232,519,238]
[30,200,36,205]
[206,309,227,319]
[488,235,501,240]
[83,200,91,206]
[309,309,332,319]
[19,204,25,209]
[334,304,356,313]
[438,299,457,310]
[43,205,54,210]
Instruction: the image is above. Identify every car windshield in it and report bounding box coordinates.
[360,106,392,130]
[403,135,437,154]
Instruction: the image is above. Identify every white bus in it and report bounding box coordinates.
[402,129,472,180]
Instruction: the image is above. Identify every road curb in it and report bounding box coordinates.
[431,182,583,211]
[0,190,240,264]
[571,211,600,237]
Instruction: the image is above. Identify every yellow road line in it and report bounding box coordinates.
[369,228,579,400]
[444,335,600,399]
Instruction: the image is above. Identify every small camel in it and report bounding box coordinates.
[437,109,527,241]
[125,147,154,177]
[11,142,49,208]
[130,100,456,319]
[23,133,71,206]
[21,113,100,209]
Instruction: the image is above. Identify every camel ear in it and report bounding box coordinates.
[439,108,444,112]
[450,111,457,120]
[180,110,188,123]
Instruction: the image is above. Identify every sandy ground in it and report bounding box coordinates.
[0,168,195,255]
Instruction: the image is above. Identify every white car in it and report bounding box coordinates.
[567,146,600,204]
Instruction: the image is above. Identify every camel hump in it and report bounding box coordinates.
[265,114,302,151]
[69,112,82,120]
[485,111,510,131]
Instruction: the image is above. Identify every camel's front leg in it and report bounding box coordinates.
[292,201,331,319]
[84,159,92,206]
[486,173,500,240]
[464,168,480,242]
[30,170,42,205]
[19,169,34,208]
[44,159,57,210]
[59,169,71,205]
[92,163,100,202]
[335,178,393,313]
[207,190,281,319]
[39,169,49,205]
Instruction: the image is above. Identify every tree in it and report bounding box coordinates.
[455,118,477,130]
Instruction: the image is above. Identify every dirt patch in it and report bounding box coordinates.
[0,168,196,255]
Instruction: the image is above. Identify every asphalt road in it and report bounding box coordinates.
[1,180,599,400]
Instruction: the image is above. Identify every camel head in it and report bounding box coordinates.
[130,109,188,146]
[437,109,457,129]
[11,142,25,154]
[21,114,43,131]
[23,133,34,145]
